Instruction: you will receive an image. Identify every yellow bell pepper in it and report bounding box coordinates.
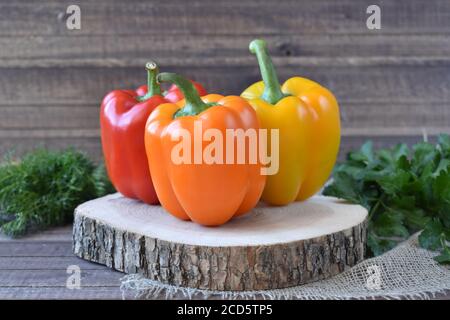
[241,39,341,205]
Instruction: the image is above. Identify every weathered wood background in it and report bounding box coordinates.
[1,0,449,161]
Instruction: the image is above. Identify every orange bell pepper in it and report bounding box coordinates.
[144,73,266,225]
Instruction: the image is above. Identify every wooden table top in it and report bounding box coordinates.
[0,226,124,299]
[0,226,449,300]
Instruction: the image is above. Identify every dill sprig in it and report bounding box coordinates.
[0,149,115,237]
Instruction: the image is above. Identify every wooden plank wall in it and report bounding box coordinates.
[0,0,449,161]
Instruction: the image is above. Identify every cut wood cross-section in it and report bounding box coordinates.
[73,193,368,291]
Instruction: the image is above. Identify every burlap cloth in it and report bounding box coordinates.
[120,233,450,300]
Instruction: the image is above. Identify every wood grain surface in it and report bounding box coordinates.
[0,0,449,161]
[0,225,448,300]
[73,194,368,291]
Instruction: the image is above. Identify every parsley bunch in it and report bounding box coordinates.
[0,149,115,237]
[323,134,450,263]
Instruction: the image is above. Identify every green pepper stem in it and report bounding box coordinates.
[157,72,210,118]
[249,39,285,104]
[138,61,161,101]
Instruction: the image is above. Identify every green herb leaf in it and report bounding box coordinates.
[325,134,450,263]
[434,248,450,264]
[419,219,445,251]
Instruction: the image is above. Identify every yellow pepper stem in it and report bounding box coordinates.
[249,39,287,104]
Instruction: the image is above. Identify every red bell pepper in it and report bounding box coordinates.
[100,62,207,204]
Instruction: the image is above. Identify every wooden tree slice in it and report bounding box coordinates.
[73,193,368,291]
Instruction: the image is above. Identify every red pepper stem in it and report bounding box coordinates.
[249,39,286,105]
[138,61,161,101]
[157,72,211,118]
